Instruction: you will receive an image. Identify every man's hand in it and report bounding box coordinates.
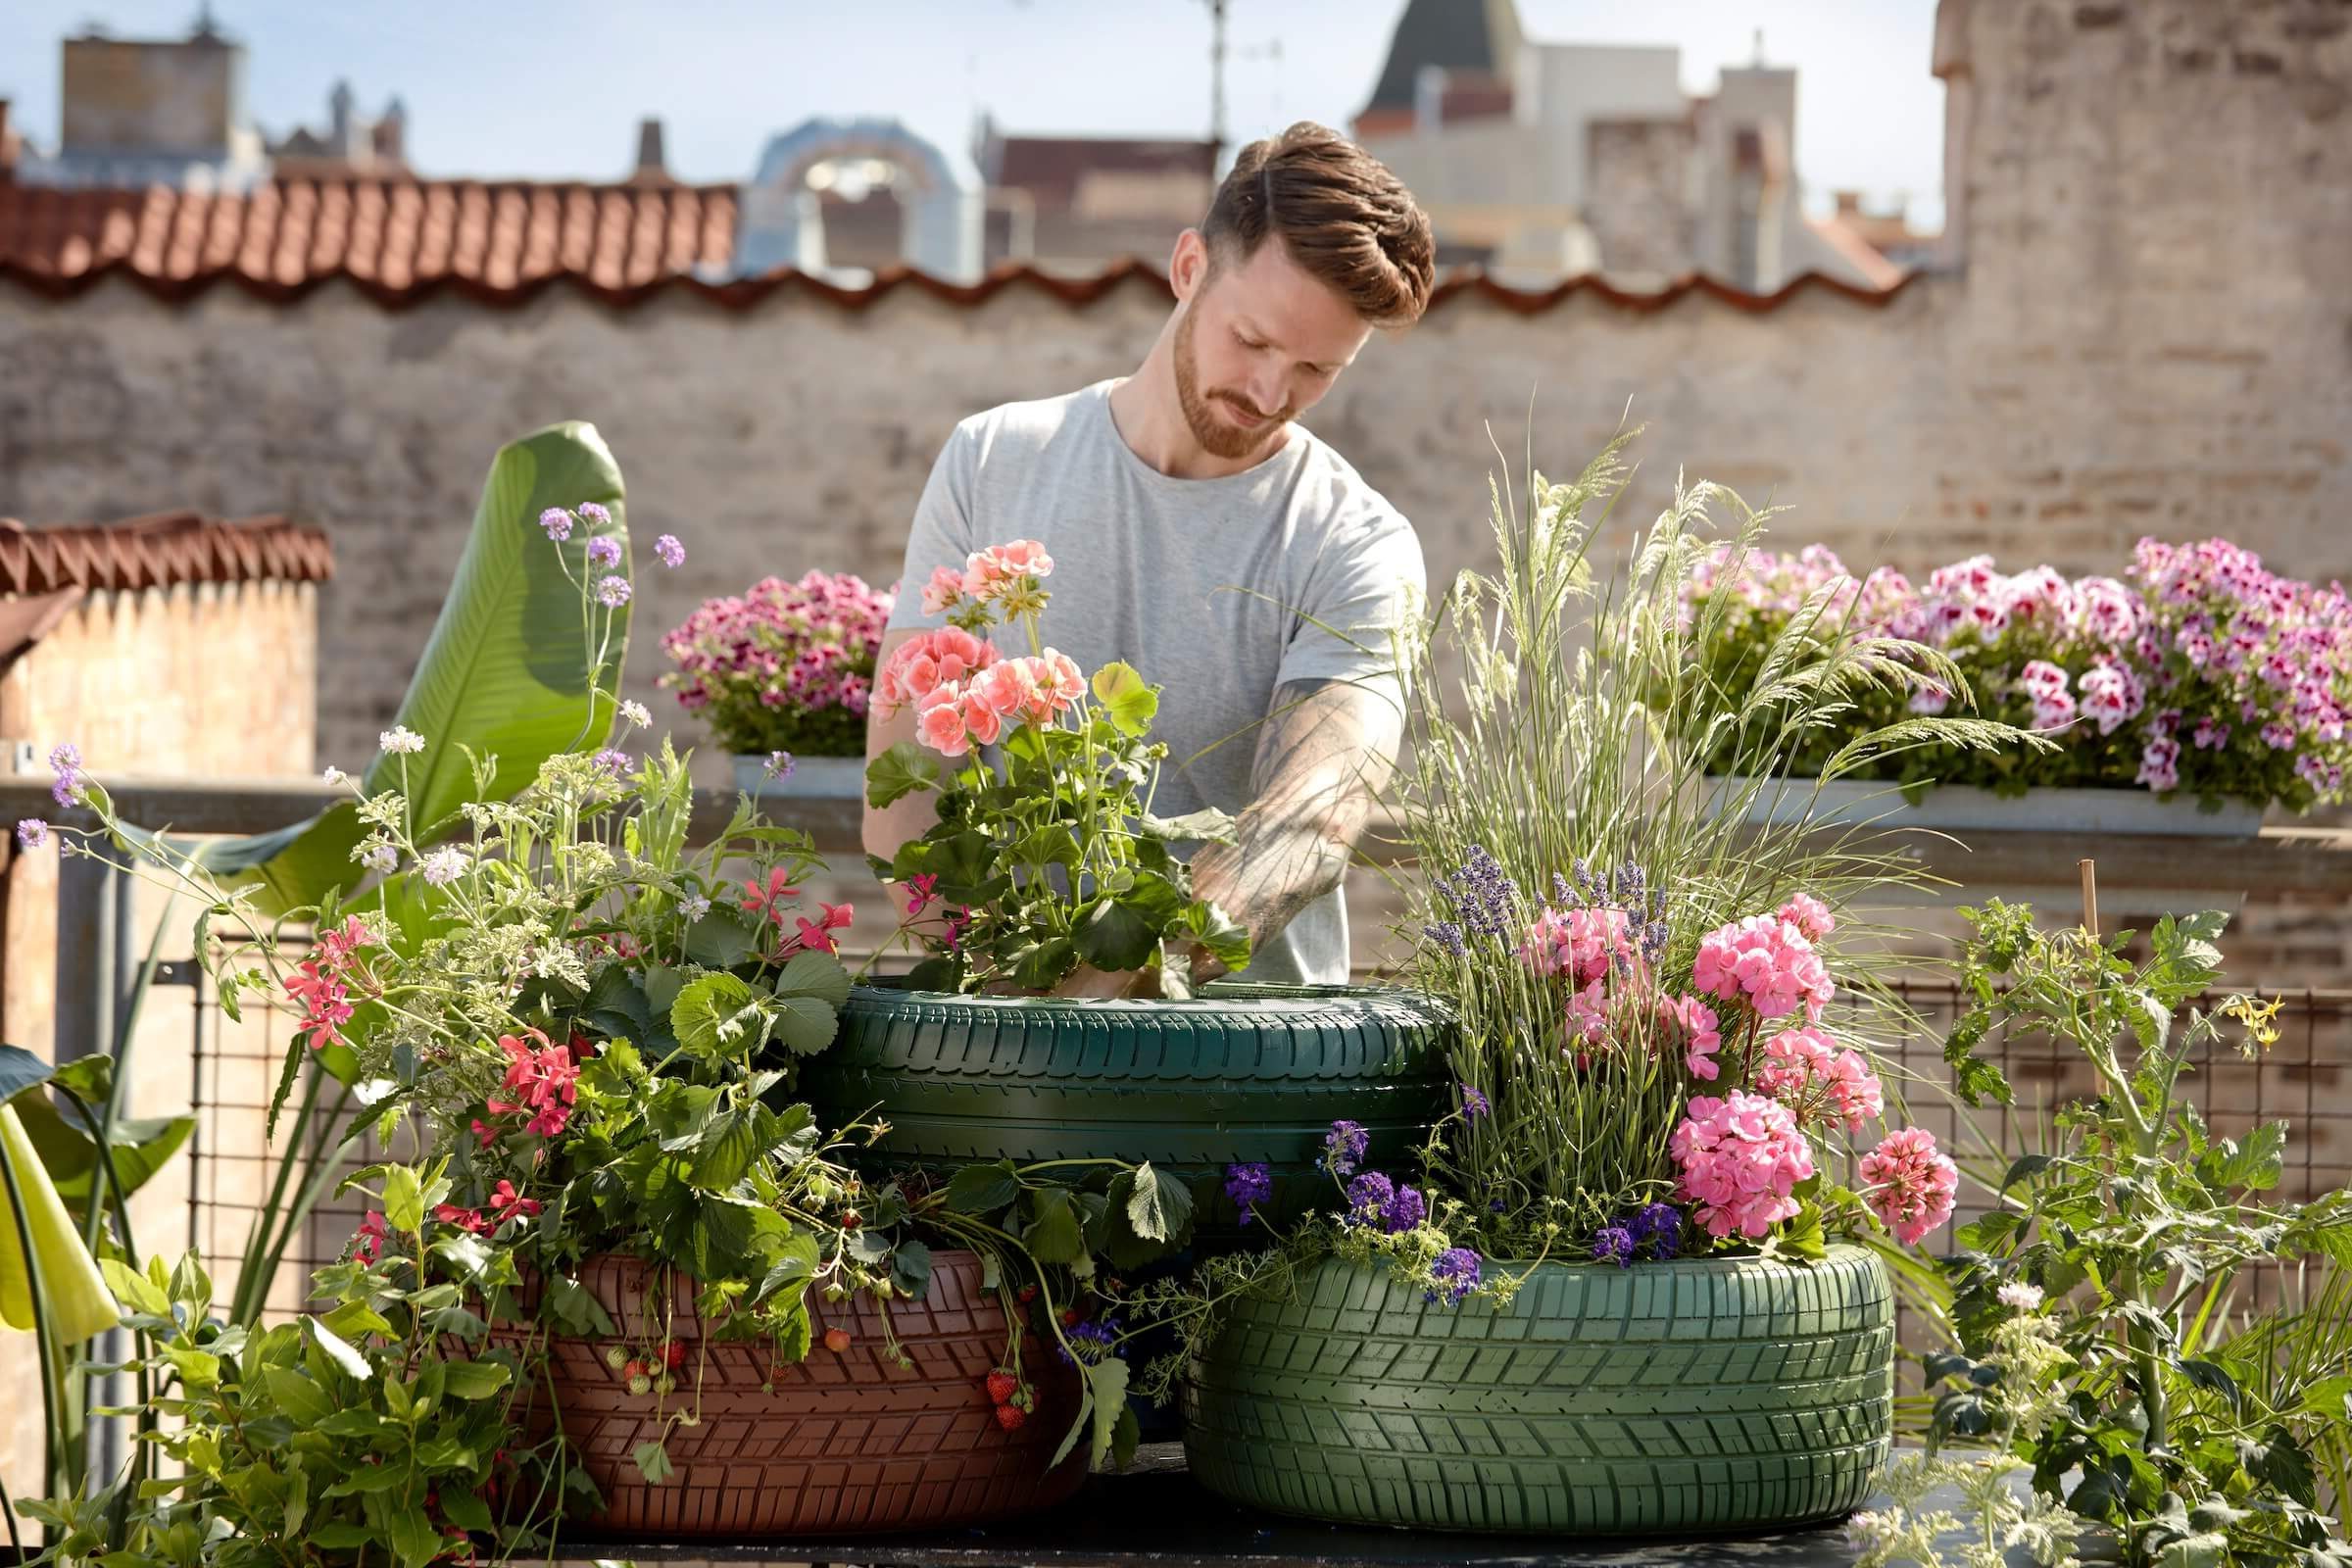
[1186,677,1404,972]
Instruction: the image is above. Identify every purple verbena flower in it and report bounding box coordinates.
[1322,1119,1369,1177]
[1055,1316,1123,1366]
[655,534,685,568]
[16,818,47,850]
[576,502,612,527]
[1428,1248,1481,1306]
[596,575,633,608]
[538,508,573,542]
[1382,1185,1427,1235]
[765,750,796,781]
[1223,1161,1274,1224]
[1345,1171,1393,1224]
[586,536,622,568]
[594,748,632,775]
[1592,1225,1637,1268]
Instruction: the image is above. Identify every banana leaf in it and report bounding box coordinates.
[128,420,631,916]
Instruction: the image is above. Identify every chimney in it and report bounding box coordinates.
[0,100,16,181]
[328,79,355,153]
[631,116,671,184]
[374,95,406,165]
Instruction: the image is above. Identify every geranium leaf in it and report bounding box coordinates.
[866,743,942,809]
[1090,662,1158,736]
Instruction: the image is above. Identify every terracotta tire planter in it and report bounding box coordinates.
[510,1250,1082,1538]
[1183,1246,1894,1534]
[798,981,1455,1241]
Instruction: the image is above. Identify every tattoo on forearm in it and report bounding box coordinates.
[1190,677,1404,958]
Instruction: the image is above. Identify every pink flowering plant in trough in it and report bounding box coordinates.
[1683,537,2352,810]
[862,539,1251,995]
[660,568,895,763]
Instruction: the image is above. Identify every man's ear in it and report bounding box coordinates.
[1169,229,1210,303]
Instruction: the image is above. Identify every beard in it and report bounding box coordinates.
[1173,307,1296,462]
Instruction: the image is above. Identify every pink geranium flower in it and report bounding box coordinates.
[1655,993,1723,1080]
[916,684,974,756]
[1521,906,1634,988]
[1858,1127,1958,1245]
[1670,1092,1815,1240]
[1691,913,1835,1023]
[1755,1024,1885,1133]
[920,564,967,614]
[963,539,1054,604]
[875,627,1000,718]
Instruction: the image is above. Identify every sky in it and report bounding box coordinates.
[0,1,1946,224]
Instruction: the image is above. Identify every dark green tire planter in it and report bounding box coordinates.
[1183,1246,1894,1535]
[799,981,1453,1237]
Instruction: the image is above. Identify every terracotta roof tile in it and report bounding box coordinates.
[0,512,333,595]
[0,179,1908,314]
[0,175,734,298]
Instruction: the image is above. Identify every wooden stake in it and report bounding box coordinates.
[2079,858,2100,938]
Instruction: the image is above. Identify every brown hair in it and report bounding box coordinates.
[1200,122,1437,327]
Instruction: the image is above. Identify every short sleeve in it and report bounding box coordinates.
[884,421,980,634]
[1276,510,1427,702]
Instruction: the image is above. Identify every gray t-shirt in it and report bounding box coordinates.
[886,378,1426,985]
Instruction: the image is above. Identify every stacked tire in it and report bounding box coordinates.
[801,981,1456,1239]
[1182,1246,1895,1534]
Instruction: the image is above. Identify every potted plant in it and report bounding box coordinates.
[1160,439,1997,1535]
[805,540,1453,1235]
[660,569,895,799]
[1682,539,2352,836]
[22,509,1177,1557]
[1861,899,2352,1568]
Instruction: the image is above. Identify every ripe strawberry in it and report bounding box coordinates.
[1016,1284,1038,1304]
[622,1358,646,1380]
[985,1369,1019,1405]
[1059,1308,1080,1327]
[663,1343,687,1370]
[824,1327,853,1353]
[994,1402,1027,1432]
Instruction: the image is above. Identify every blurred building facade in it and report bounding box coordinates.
[1351,0,1911,289]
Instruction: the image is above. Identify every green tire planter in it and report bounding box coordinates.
[1183,1246,1894,1534]
[799,981,1452,1237]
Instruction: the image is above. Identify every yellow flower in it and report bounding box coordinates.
[2220,994,2282,1056]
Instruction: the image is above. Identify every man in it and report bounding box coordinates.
[862,122,1436,990]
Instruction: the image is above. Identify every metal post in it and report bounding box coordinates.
[52,840,131,1488]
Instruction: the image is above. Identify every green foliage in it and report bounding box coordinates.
[1930,901,2352,1567]
[25,1248,557,1567]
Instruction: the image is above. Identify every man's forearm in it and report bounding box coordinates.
[1188,679,1401,970]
